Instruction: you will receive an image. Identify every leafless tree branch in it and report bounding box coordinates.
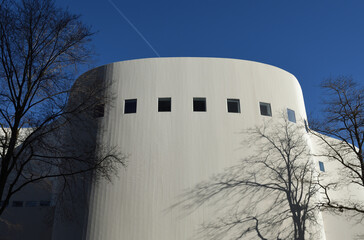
[309,77,364,215]
[0,0,125,218]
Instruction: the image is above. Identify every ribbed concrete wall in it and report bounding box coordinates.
[310,135,364,239]
[82,58,311,240]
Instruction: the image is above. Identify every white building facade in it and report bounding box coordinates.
[62,57,358,240]
[2,57,363,239]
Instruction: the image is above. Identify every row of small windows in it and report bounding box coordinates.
[123,98,242,114]
[0,200,51,208]
[95,98,297,123]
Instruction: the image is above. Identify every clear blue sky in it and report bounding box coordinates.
[56,0,364,114]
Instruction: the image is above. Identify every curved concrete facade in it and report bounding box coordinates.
[79,58,310,240]
[4,58,364,240]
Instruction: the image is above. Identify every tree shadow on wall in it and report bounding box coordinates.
[173,116,322,240]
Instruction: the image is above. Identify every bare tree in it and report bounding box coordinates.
[309,77,364,215]
[176,117,319,240]
[0,0,125,217]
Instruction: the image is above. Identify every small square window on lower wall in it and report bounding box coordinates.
[193,98,206,112]
[40,201,51,207]
[124,99,137,114]
[227,99,240,113]
[287,108,296,123]
[158,98,171,112]
[319,161,325,172]
[260,102,272,116]
[25,201,38,207]
[12,201,23,207]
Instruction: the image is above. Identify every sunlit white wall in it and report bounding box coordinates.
[82,57,315,240]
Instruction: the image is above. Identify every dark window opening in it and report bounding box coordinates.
[227,99,240,113]
[93,104,105,118]
[158,98,171,112]
[193,98,206,112]
[287,108,296,123]
[124,99,137,114]
[12,201,23,207]
[25,201,38,207]
[319,161,325,172]
[260,102,272,116]
[40,201,51,207]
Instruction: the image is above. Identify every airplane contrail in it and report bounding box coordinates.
[108,0,161,57]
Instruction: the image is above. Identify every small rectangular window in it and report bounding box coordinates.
[287,108,296,123]
[319,161,325,172]
[93,104,105,118]
[260,102,272,116]
[40,201,51,207]
[12,201,23,207]
[158,98,171,112]
[124,99,137,114]
[227,99,240,113]
[193,98,206,112]
[25,201,38,207]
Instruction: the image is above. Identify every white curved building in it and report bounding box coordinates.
[10,57,363,240]
[74,57,310,239]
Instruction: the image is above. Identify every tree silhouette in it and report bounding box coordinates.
[309,77,364,216]
[0,0,125,217]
